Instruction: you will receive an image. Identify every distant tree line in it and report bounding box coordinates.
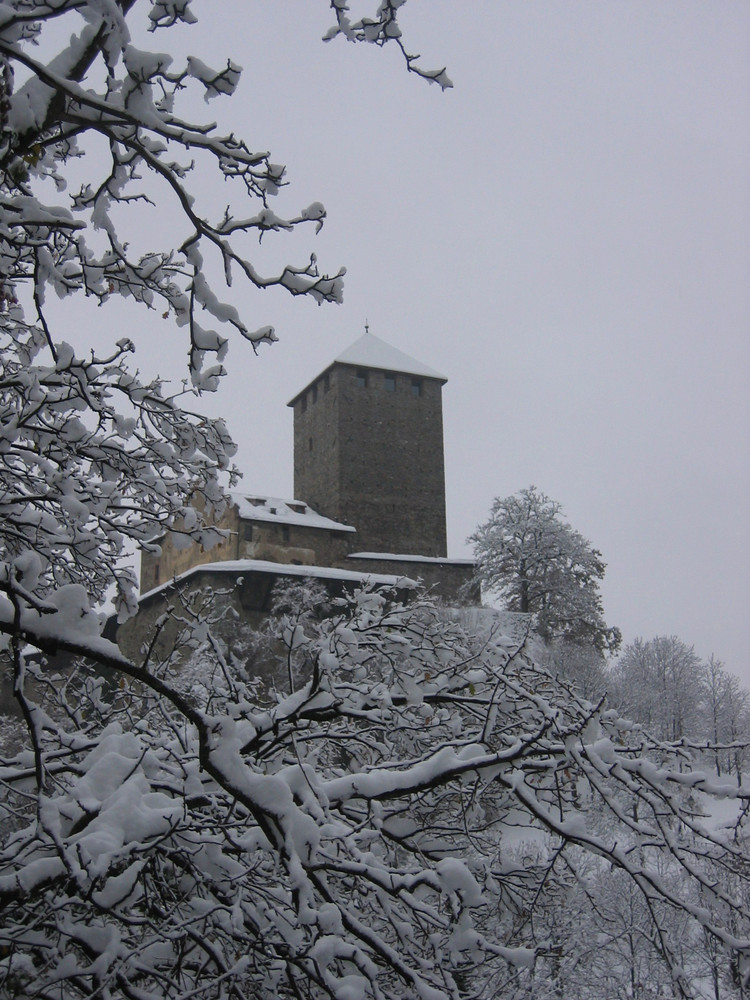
[473,487,749,783]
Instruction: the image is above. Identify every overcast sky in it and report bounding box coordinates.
[57,2,750,680]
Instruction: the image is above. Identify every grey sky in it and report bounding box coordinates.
[61,2,750,678]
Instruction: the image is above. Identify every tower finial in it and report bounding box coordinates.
[364,319,369,335]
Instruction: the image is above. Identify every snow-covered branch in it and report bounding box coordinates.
[2,582,748,999]
[0,0,347,393]
[0,5,748,1000]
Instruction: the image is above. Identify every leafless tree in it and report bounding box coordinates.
[0,5,747,999]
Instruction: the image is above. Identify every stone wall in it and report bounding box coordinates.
[235,520,351,568]
[118,564,414,681]
[139,505,352,594]
[291,365,342,527]
[119,568,270,668]
[340,555,477,605]
[140,504,240,593]
[292,363,448,558]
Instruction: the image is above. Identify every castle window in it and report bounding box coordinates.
[324,373,330,392]
[356,369,368,388]
[242,523,254,542]
[300,393,307,412]
[282,525,290,542]
[411,378,422,397]
[384,373,396,392]
[309,436,313,452]
[312,384,318,403]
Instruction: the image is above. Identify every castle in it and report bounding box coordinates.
[136,332,475,616]
[0,333,480,711]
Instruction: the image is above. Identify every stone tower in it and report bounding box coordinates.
[288,332,448,557]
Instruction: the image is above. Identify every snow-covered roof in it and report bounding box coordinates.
[288,333,446,403]
[139,558,416,602]
[334,333,447,381]
[231,493,356,532]
[347,552,475,565]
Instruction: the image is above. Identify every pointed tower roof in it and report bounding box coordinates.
[334,332,447,381]
[288,332,446,405]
